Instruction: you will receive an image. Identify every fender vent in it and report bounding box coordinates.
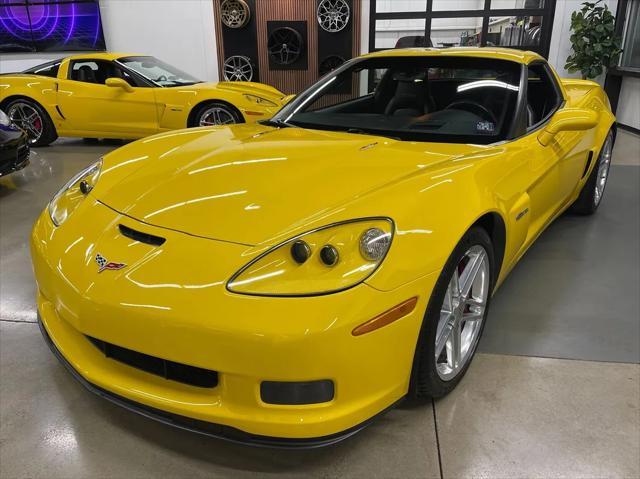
[119,224,165,246]
[582,151,594,179]
[86,336,218,388]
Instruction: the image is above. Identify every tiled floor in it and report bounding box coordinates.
[1,130,639,479]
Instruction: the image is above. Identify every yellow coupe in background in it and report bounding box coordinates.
[32,48,615,447]
[0,53,285,146]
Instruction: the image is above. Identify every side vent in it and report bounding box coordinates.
[582,151,594,179]
[119,224,166,246]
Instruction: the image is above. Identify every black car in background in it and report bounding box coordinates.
[0,109,29,177]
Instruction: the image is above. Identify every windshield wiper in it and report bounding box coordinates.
[260,118,297,129]
[346,128,399,141]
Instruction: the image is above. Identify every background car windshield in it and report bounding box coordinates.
[118,56,200,87]
[273,56,522,144]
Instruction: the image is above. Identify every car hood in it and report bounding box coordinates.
[95,125,479,245]
[189,81,285,104]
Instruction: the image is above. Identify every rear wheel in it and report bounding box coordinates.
[191,102,243,127]
[410,227,494,398]
[6,99,57,147]
[570,130,614,215]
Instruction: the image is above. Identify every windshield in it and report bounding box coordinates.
[272,56,522,144]
[117,56,200,87]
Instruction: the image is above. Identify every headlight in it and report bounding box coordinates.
[48,159,102,226]
[0,109,11,127]
[243,94,277,107]
[227,218,393,296]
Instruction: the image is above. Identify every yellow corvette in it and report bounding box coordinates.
[32,48,615,447]
[0,53,285,146]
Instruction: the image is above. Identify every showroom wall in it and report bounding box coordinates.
[0,0,219,81]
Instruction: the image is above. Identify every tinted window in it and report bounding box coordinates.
[23,60,61,78]
[526,63,561,128]
[273,56,521,144]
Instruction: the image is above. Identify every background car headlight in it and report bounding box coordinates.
[48,159,102,226]
[0,109,11,127]
[243,94,277,107]
[227,218,393,296]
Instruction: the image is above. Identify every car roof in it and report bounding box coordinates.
[361,47,544,64]
[63,52,144,62]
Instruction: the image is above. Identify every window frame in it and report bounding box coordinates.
[369,0,557,58]
[509,59,565,140]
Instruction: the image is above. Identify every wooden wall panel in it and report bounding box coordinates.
[213,0,361,95]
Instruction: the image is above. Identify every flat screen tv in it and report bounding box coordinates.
[0,0,106,53]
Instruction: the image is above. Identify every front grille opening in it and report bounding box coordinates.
[118,224,166,246]
[86,336,218,388]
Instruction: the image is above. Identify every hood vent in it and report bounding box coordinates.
[119,224,166,246]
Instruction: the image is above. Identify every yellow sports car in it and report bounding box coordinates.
[0,53,285,146]
[32,48,615,447]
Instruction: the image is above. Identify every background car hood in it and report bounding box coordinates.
[95,125,479,245]
[189,81,285,103]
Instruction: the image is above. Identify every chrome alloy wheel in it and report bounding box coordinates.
[8,102,43,144]
[435,245,489,381]
[317,0,350,33]
[223,55,253,81]
[594,133,613,207]
[198,106,237,126]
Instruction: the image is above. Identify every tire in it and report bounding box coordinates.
[409,227,495,399]
[5,98,57,147]
[190,102,243,127]
[570,130,614,215]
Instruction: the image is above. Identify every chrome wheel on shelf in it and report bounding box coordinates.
[594,133,613,207]
[220,0,250,29]
[435,245,489,381]
[7,102,43,144]
[223,55,254,81]
[317,0,350,33]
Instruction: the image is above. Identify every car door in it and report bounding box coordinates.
[57,59,159,136]
[520,62,574,235]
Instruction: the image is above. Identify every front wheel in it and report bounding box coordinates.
[570,130,614,215]
[410,227,494,399]
[191,102,243,127]
[5,99,58,147]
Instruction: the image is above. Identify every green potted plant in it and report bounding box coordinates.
[565,0,623,80]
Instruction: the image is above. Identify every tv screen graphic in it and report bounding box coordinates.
[0,0,106,53]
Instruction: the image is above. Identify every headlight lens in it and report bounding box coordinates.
[243,94,277,107]
[227,218,393,296]
[0,109,11,127]
[48,159,102,226]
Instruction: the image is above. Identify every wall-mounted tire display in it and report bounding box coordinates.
[220,0,251,29]
[318,55,345,76]
[317,0,350,33]
[268,27,303,65]
[223,55,254,81]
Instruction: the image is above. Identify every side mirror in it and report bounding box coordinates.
[105,77,134,93]
[538,108,598,146]
[281,94,296,105]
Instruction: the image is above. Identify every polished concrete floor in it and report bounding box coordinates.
[1,131,639,478]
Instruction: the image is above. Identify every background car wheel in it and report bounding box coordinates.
[570,130,615,215]
[410,227,495,399]
[5,98,57,147]
[190,102,243,127]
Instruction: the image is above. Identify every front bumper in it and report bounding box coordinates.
[32,201,437,444]
[37,314,401,448]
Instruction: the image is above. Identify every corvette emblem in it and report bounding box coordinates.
[95,253,126,273]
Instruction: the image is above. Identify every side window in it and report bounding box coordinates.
[26,61,60,78]
[526,63,562,129]
[69,60,116,85]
